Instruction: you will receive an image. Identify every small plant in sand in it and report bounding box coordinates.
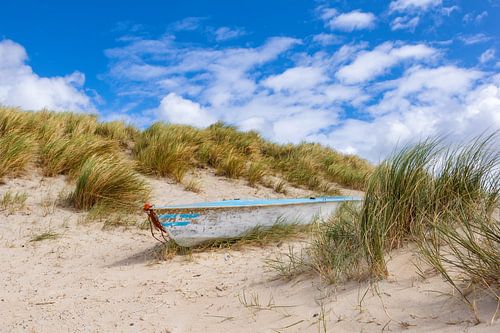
[0,191,28,214]
[70,155,150,211]
[273,180,288,194]
[30,230,59,242]
[183,178,202,193]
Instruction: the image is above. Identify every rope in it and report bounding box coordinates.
[143,203,170,243]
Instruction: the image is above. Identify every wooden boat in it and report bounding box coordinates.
[144,196,363,247]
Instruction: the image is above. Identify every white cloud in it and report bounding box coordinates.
[263,66,326,92]
[336,43,436,83]
[312,33,341,46]
[158,93,215,127]
[480,48,496,64]
[213,27,246,42]
[169,17,206,31]
[458,33,492,45]
[325,10,376,31]
[389,0,442,12]
[106,33,499,162]
[475,11,488,22]
[315,67,499,161]
[391,16,420,31]
[0,39,94,112]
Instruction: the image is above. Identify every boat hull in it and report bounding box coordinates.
[154,197,362,247]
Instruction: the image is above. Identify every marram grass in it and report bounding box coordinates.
[70,155,150,210]
[1,107,373,193]
[0,133,35,180]
[268,133,499,307]
[361,133,499,278]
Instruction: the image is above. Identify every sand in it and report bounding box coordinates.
[0,170,498,332]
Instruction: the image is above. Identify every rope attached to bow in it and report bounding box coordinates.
[143,203,169,243]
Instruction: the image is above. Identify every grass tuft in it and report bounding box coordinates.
[0,191,28,213]
[0,133,35,180]
[70,155,150,211]
[30,231,59,242]
[183,178,202,193]
[215,150,246,178]
[246,161,267,186]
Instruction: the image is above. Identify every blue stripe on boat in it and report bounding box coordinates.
[154,196,362,209]
[158,213,201,220]
[159,214,178,219]
[161,221,191,227]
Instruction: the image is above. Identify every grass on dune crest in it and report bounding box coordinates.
[40,134,120,177]
[134,123,198,182]
[2,107,372,197]
[70,155,150,211]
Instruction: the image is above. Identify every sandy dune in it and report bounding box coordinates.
[0,171,498,332]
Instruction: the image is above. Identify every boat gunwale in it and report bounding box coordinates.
[153,196,363,211]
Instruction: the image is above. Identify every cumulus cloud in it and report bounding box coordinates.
[321,9,376,31]
[391,16,420,31]
[389,0,442,12]
[169,17,206,31]
[263,67,326,92]
[0,39,94,112]
[213,27,246,42]
[312,33,342,46]
[336,43,436,83]
[314,67,498,161]
[479,48,495,64]
[158,93,215,127]
[105,32,499,162]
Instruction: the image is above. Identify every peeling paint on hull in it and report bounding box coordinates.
[154,196,362,247]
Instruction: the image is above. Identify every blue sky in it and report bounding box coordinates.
[0,0,499,161]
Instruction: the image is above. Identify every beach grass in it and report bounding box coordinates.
[0,107,372,193]
[70,155,150,211]
[268,133,499,307]
[0,133,35,180]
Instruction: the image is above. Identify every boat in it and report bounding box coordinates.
[144,196,363,247]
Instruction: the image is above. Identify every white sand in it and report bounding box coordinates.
[0,170,498,332]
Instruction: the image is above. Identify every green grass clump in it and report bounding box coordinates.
[134,123,198,182]
[309,203,366,283]
[95,121,139,147]
[266,203,366,283]
[30,231,59,242]
[361,134,499,278]
[70,155,150,210]
[40,134,120,177]
[215,150,246,178]
[419,207,499,303]
[246,162,267,186]
[0,191,28,213]
[164,221,308,259]
[268,133,499,307]
[0,133,35,180]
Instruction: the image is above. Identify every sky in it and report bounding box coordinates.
[0,0,499,162]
